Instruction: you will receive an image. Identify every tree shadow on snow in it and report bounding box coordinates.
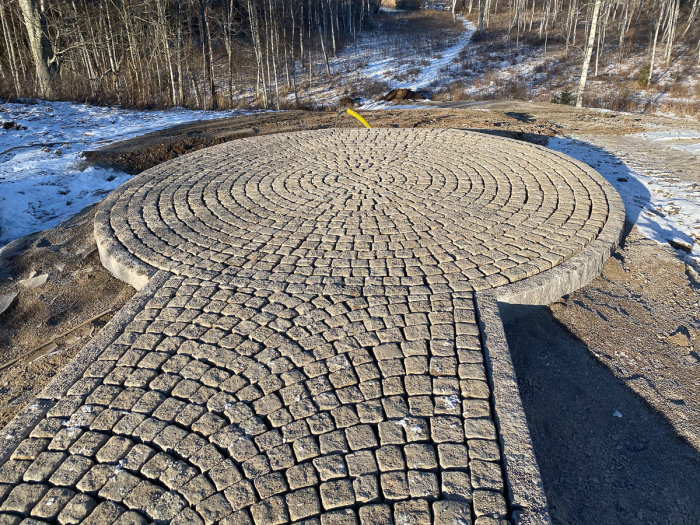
[469,130,697,258]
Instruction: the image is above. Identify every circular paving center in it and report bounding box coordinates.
[102,129,610,292]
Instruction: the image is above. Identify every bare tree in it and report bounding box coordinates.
[17,0,55,98]
[576,0,602,107]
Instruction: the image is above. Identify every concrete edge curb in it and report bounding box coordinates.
[94,178,156,291]
[0,271,169,465]
[475,166,625,525]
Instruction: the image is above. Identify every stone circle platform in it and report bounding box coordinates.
[0,130,624,525]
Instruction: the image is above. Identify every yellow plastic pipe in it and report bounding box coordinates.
[346,109,372,128]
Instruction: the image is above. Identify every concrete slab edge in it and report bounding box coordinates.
[0,271,169,465]
[94,178,156,291]
[474,169,625,525]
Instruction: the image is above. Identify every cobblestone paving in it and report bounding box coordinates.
[0,130,615,524]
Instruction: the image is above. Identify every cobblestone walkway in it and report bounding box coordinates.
[0,130,618,525]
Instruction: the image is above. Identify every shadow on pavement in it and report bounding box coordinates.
[501,303,700,525]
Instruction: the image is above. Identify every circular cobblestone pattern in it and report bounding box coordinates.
[0,130,616,525]
[98,129,611,293]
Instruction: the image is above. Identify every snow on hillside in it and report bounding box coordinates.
[356,17,475,92]
[303,8,473,107]
[0,101,248,246]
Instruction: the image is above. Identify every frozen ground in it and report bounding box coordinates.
[637,129,700,154]
[548,136,700,269]
[0,101,249,246]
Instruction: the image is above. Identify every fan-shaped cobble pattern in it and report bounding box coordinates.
[0,130,616,525]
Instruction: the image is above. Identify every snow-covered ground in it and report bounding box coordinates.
[636,130,700,155]
[357,17,475,92]
[0,101,250,246]
[548,136,700,269]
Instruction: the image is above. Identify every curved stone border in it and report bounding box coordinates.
[474,167,625,525]
[95,181,158,291]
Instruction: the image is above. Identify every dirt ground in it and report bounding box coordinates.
[83,101,700,171]
[0,206,133,428]
[504,225,700,525]
[1,103,699,522]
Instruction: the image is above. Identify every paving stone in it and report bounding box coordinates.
[380,472,409,501]
[433,500,472,525]
[437,444,470,470]
[171,508,205,525]
[376,446,405,472]
[473,517,510,525]
[56,493,96,524]
[196,492,233,524]
[112,510,147,524]
[441,471,473,502]
[352,475,380,504]
[319,480,354,509]
[312,454,347,481]
[224,480,257,510]
[470,460,504,492]
[358,504,392,525]
[320,509,357,525]
[250,495,289,525]
[285,487,320,521]
[407,471,439,499]
[467,440,501,462]
[404,444,437,470]
[11,439,48,461]
[472,490,508,518]
[30,487,74,519]
[98,470,140,502]
[81,501,125,524]
[286,463,318,491]
[75,464,114,494]
[49,455,93,486]
[23,452,66,482]
[394,499,430,525]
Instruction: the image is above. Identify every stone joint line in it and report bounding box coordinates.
[0,130,613,525]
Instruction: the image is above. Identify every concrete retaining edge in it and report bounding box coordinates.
[94,176,157,291]
[0,271,169,465]
[474,166,625,525]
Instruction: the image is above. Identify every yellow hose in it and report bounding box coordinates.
[346,109,372,128]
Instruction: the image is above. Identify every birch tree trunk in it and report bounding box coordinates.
[0,1,22,96]
[18,0,55,98]
[576,0,602,107]
[648,1,665,86]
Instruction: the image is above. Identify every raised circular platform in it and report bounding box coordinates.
[95,129,613,292]
[0,129,622,525]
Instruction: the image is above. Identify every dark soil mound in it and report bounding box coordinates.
[382,88,425,102]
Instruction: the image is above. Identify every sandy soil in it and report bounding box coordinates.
[0,205,133,428]
[1,103,699,523]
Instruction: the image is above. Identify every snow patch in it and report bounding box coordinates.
[548,136,700,268]
[357,17,475,92]
[636,130,700,155]
[0,100,251,246]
